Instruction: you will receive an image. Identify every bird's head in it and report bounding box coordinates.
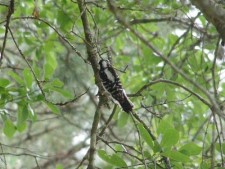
[99,59,111,69]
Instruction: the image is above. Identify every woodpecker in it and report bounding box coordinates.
[217,40,225,59]
[99,59,133,113]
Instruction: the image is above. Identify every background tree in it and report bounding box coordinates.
[0,0,225,168]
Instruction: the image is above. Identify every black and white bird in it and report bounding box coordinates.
[217,40,225,60]
[99,59,134,113]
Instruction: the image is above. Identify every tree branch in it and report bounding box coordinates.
[0,0,14,65]
[76,105,117,169]
[87,100,103,169]
[190,0,225,42]
[77,0,109,168]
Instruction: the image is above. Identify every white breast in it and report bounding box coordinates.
[105,69,115,82]
[102,61,108,68]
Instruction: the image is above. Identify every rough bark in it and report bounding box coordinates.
[191,0,225,42]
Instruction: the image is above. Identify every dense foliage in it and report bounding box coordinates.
[0,0,225,168]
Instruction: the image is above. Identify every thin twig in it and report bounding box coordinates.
[34,157,40,169]
[211,116,216,169]
[130,113,148,169]
[8,27,46,97]
[131,110,155,140]
[133,79,211,107]
[0,0,14,65]
[99,104,117,136]
[55,89,88,106]
[213,113,224,166]
[0,2,9,7]
[192,115,211,141]
[0,143,7,168]
[212,37,220,98]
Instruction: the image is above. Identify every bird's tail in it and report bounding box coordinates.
[112,90,133,113]
[119,95,134,113]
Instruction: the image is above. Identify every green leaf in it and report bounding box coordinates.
[28,104,35,117]
[44,63,55,80]
[161,128,179,149]
[0,87,9,106]
[51,79,64,87]
[1,111,7,121]
[157,118,179,149]
[173,162,184,169]
[143,150,152,159]
[18,104,29,123]
[28,107,38,122]
[216,143,225,155]
[157,118,174,135]
[98,150,127,167]
[162,150,190,162]
[43,79,64,90]
[45,102,60,114]
[44,53,58,79]
[0,78,10,87]
[3,119,16,138]
[33,62,41,79]
[117,111,129,128]
[153,140,162,153]
[56,164,64,169]
[57,10,72,30]
[111,154,127,167]
[50,87,73,99]
[114,144,124,152]
[200,161,210,169]
[98,150,111,163]
[8,71,24,85]
[17,121,27,132]
[137,123,154,149]
[179,142,202,156]
[23,68,33,88]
